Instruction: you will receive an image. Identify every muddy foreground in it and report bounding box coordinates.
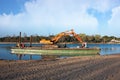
[0,55,120,80]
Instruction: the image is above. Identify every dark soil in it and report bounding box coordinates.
[0,55,120,80]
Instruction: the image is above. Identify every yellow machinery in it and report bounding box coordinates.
[40,29,83,44]
[40,39,53,44]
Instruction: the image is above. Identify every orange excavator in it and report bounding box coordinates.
[51,29,83,44]
[40,29,86,47]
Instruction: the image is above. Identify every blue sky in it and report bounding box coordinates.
[0,0,120,37]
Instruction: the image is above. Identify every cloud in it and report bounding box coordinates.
[2,0,120,36]
[107,6,120,36]
[24,0,98,28]
[90,0,110,13]
[90,0,120,13]
[108,6,120,27]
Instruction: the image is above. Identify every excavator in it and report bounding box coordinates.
[40,29,86,48]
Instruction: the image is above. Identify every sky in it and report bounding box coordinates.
[0,0,120,37]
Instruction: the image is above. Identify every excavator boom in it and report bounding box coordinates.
[51,32,66,43]
[40,29,83,44]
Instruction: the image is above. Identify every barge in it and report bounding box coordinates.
[11,29,100,56]
[11,47,100,56]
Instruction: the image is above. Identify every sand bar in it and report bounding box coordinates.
[0,54,120,80]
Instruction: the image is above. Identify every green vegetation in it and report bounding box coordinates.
[0,33,120,43]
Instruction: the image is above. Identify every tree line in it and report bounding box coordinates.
[0,33,120,43]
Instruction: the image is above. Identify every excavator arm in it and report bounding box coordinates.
[51,32,66,43]
[40,29,84,44]
[51,29,83,44]
[69,29,83,43]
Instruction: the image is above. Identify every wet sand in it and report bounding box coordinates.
[0,54,120,80]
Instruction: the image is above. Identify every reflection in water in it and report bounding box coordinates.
[16,54,59,60]
[100,47,120,55]
[16,54,23,60]
[16,54,34,60]
[30,55,32,60]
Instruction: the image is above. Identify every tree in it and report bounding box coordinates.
[102,36,112,43]
[94,35,101,43]
[86,35,95,43]
[79,33,87,42]
[0,33,119,43]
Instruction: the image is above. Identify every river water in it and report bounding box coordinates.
[0,43,120,60]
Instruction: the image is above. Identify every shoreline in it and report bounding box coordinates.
[0,42,40,44]
[0,42,120,44]
[0,54,120,80]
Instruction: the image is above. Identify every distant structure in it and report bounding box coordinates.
[109,39,120,43]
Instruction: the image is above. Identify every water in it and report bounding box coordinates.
[67,43,120,55]
[0,43,120,60]
[0,43,42,60]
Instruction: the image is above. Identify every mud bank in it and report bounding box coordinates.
[0,55,120,80]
